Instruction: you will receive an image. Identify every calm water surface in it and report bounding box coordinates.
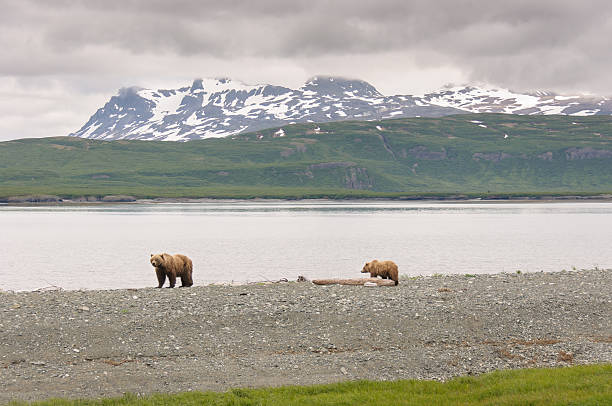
[1,201,612,291]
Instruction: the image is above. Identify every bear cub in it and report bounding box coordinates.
[150,253,193,288]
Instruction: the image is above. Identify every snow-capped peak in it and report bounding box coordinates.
[420,84,610,115]
[301,76,382,98]
[70,77,612,142]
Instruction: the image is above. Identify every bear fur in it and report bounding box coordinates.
[150,253,193,288]
[361,260,399,285]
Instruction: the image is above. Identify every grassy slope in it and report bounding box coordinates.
[3,114,612,199]
[10,364,612,406]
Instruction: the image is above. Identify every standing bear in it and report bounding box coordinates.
[150,253,193,288]
[361,260,399,285]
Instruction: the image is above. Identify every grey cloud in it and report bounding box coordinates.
[7,1,611,58]
[4,1,612,88]
[2,0,612,140]
[5,2,611,53]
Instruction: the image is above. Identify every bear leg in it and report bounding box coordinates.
[187,269,193,286]
[185,273,194,287]
[180,265,193,287]
[156,269,166,288]
[167,274,177,288]
[186,261,193,287]
[180,275,192,287]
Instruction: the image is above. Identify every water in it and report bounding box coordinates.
[1,201,612,291]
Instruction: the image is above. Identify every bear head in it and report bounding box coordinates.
[150,253,167,268]
[361,260,379,274]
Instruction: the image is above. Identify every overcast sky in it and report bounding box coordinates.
[2,0,612,140]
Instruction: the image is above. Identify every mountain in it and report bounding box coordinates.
[6,114,612,199]
[420,85,612,115]
[70,77,612,142]
[70,77,461,142]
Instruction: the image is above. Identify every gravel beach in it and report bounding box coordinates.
[1,269,611,403]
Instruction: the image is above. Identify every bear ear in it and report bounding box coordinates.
[150,254,153,257]
[161,253,166,260]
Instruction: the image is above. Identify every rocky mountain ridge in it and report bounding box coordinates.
[70,77,612,141]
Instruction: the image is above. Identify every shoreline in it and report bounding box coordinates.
[3,194,612,206]
[1,268,609,294]
[1,269,610,402]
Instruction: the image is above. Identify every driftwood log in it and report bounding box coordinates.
[312,278,396,286]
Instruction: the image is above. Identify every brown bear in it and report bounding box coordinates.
[150,253,193,288]
[361,260,399,285]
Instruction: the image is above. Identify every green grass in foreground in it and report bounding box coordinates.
[11,364,612,406]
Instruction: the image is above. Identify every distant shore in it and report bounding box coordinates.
[1,269,610,402]
[3,193,612,205]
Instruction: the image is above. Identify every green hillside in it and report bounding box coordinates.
[2,113,612,200]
